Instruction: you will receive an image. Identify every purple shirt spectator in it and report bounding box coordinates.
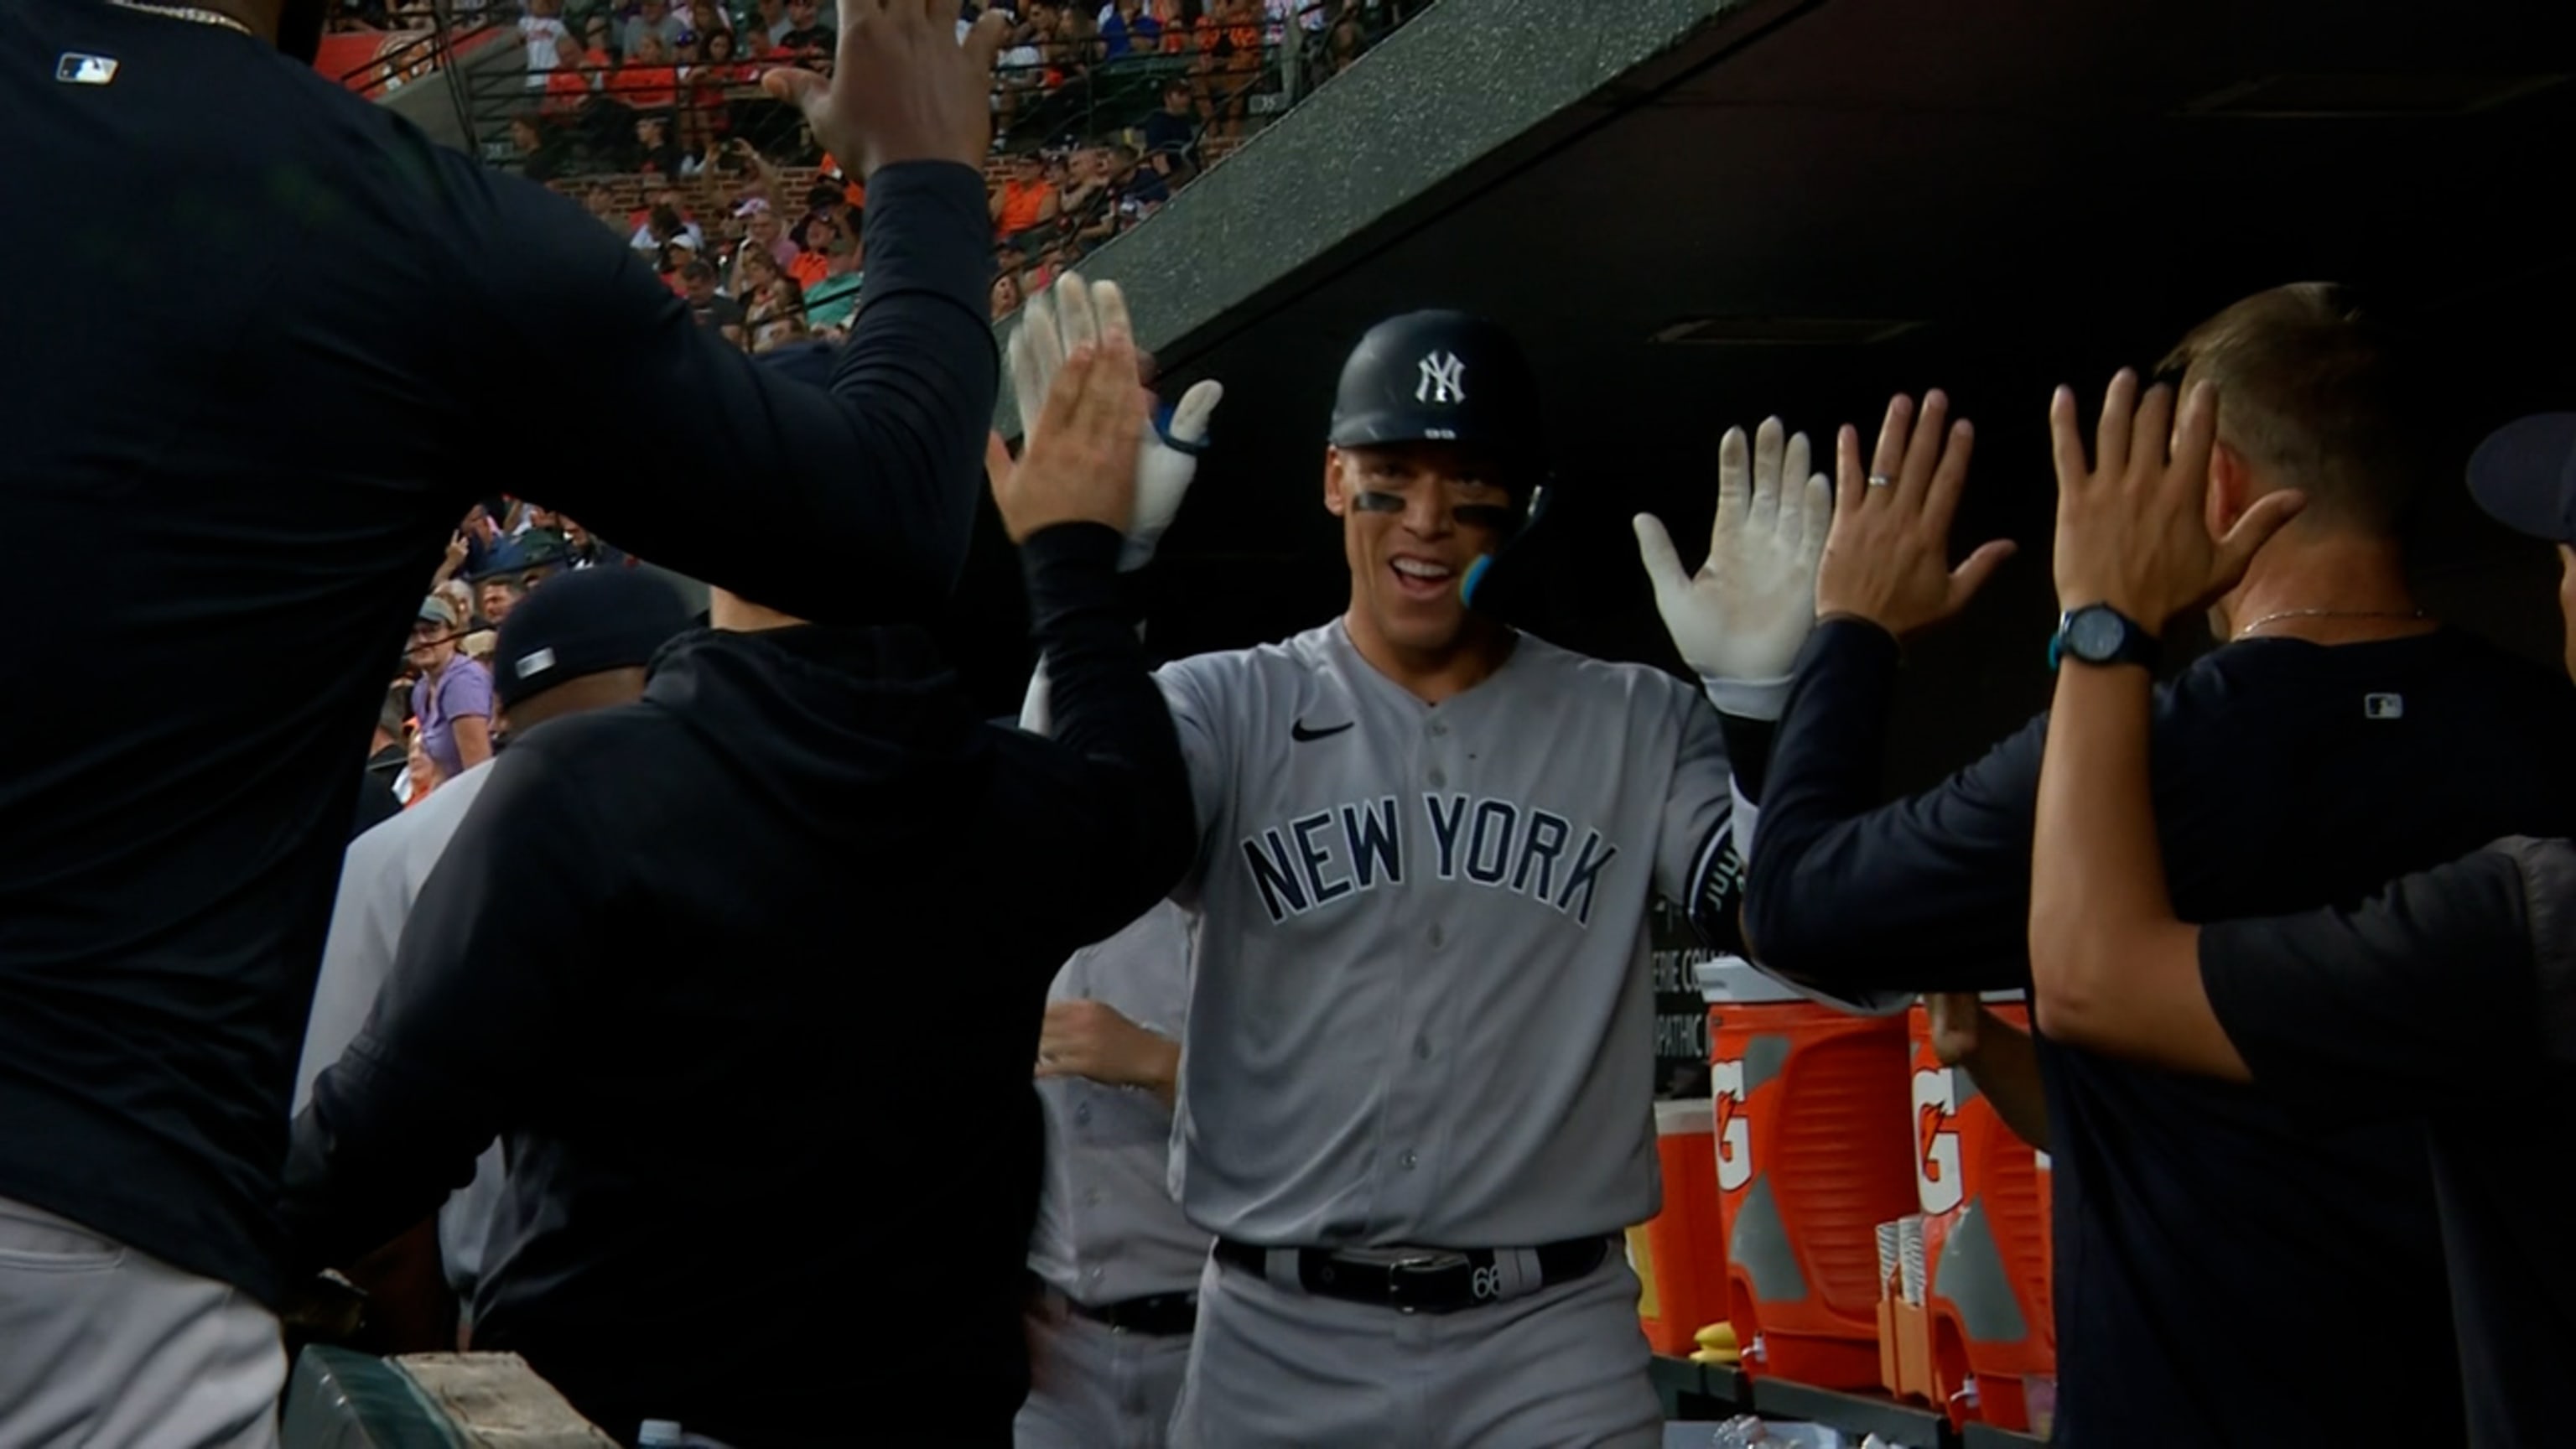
[413,656,495,780]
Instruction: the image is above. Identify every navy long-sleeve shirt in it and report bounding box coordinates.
[1742,618,2576,1447]
[0,3,994,1304]
[284,525,1194,1443]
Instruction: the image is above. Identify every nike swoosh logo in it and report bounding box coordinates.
[1291,719,1355,742]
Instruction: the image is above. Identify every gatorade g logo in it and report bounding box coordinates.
[1711,1059,1752,1192]
[1913,1066,1964,1217]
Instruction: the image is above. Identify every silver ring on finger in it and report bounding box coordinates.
[1867,473,1893,489]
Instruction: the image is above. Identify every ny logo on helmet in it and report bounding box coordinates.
[1416,351,1467,405]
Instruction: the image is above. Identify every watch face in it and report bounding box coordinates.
[2069,608,2127,661]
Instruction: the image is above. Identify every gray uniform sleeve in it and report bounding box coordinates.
[1654,688,1748,955]
[1155,656,1238,908]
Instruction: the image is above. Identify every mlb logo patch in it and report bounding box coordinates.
[2364,693,2404,719]
[57,52,120,85]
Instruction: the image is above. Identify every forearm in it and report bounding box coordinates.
[1957,1013,2050,1152]
[1741,621,2028,990]
[2028,664,2191,1034]
[282,1046,500,1275]
[1023,523,1196,896]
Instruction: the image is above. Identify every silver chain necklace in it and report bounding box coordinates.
[2233,606,2426,641]
[105,0,256,37]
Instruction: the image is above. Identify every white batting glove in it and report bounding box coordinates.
[1009,273,1224,572]
[1633,417,1833,720]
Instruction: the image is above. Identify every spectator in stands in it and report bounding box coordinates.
[510,113,567,183]
[992,269,1024,320]
[748,274,811,354]
[1098,0,1159,56]
[996,13,1048,136]
[579,12,615,59]
[735,196,798,270]
[788,213,836,289]
[634,112,686,176]
[682,0,730,44]
[402,725,442,808]
[754,0,793,49]
[776,0,834,60]
[408,595,495,785]
[1108,141,1167,223]
[993,148,1060,237]
[615,32,681,118]
[1195,0,1262,143]
[520,0,570,91]
[804,234,865,335]
[476,574,526,629]
[1142,75,1197,185]
[560,519,630,571]
[680,259,748,347]
[621,0,686,57]
[681,29,740,153]
[543,29,595,115]
[1321,0,1363,76]
[352,692,410,840]
[631,186,706,252]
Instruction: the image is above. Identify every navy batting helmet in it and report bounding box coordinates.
[1327,311,1548,484]
[1328,311,1556,615]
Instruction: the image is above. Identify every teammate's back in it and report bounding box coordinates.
[0,5,1005,1418]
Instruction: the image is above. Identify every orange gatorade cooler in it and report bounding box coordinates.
[1907,995,2055,1431]
[1629,1098,1731,1357]
[1701,959,1917,1388]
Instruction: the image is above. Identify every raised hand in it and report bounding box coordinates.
[1012,273,1223,571]
[2049,371,2303,633]
[1813,391,2016,638]
[989,278,1145,543]
[763,0,1010,178]
[1634,418,1833,683]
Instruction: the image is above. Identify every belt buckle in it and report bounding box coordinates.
[1385,1251,1467,1314]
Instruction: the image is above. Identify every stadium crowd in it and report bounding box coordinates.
[317,0,1428,330]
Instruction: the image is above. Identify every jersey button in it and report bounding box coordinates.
[1074,1103,1093,1125]
[1428,922,1446,948]
[1428,767,1446,788]
[1430,721,1448,737]
[1085,1188,1104,1208]
[1400,1150,1419,1170]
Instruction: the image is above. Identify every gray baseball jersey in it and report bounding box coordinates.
[1027,898,1208,1306]
[1154,620,1739,1250]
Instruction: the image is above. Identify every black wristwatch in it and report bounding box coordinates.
[2049,603,2160,672]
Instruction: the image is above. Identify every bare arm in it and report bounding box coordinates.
[1924,993,2051,1150]
[449,713,494,771]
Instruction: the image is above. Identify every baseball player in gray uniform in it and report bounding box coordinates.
[1016,899,1204,1449]
[1005,286,1835,1448]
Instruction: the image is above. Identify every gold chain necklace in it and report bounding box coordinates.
[2233,606,2426,641]
[105,0,256,38]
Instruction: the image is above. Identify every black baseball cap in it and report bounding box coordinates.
[2468,413,2576,544]
[493,568,693,710]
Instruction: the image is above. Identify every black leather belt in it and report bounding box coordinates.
[1212,1235,1613,1314]
[1029,1277,1200,1336]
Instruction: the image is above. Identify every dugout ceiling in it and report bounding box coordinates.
[967,0,2576,783]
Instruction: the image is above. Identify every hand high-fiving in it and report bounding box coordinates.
[1634,418,1832,683]
[1813,391,2016,638]
[762,0,1010,178]
[988,275,1146,544]
[2049,371,2304,632]
[1010,278,1223,571]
